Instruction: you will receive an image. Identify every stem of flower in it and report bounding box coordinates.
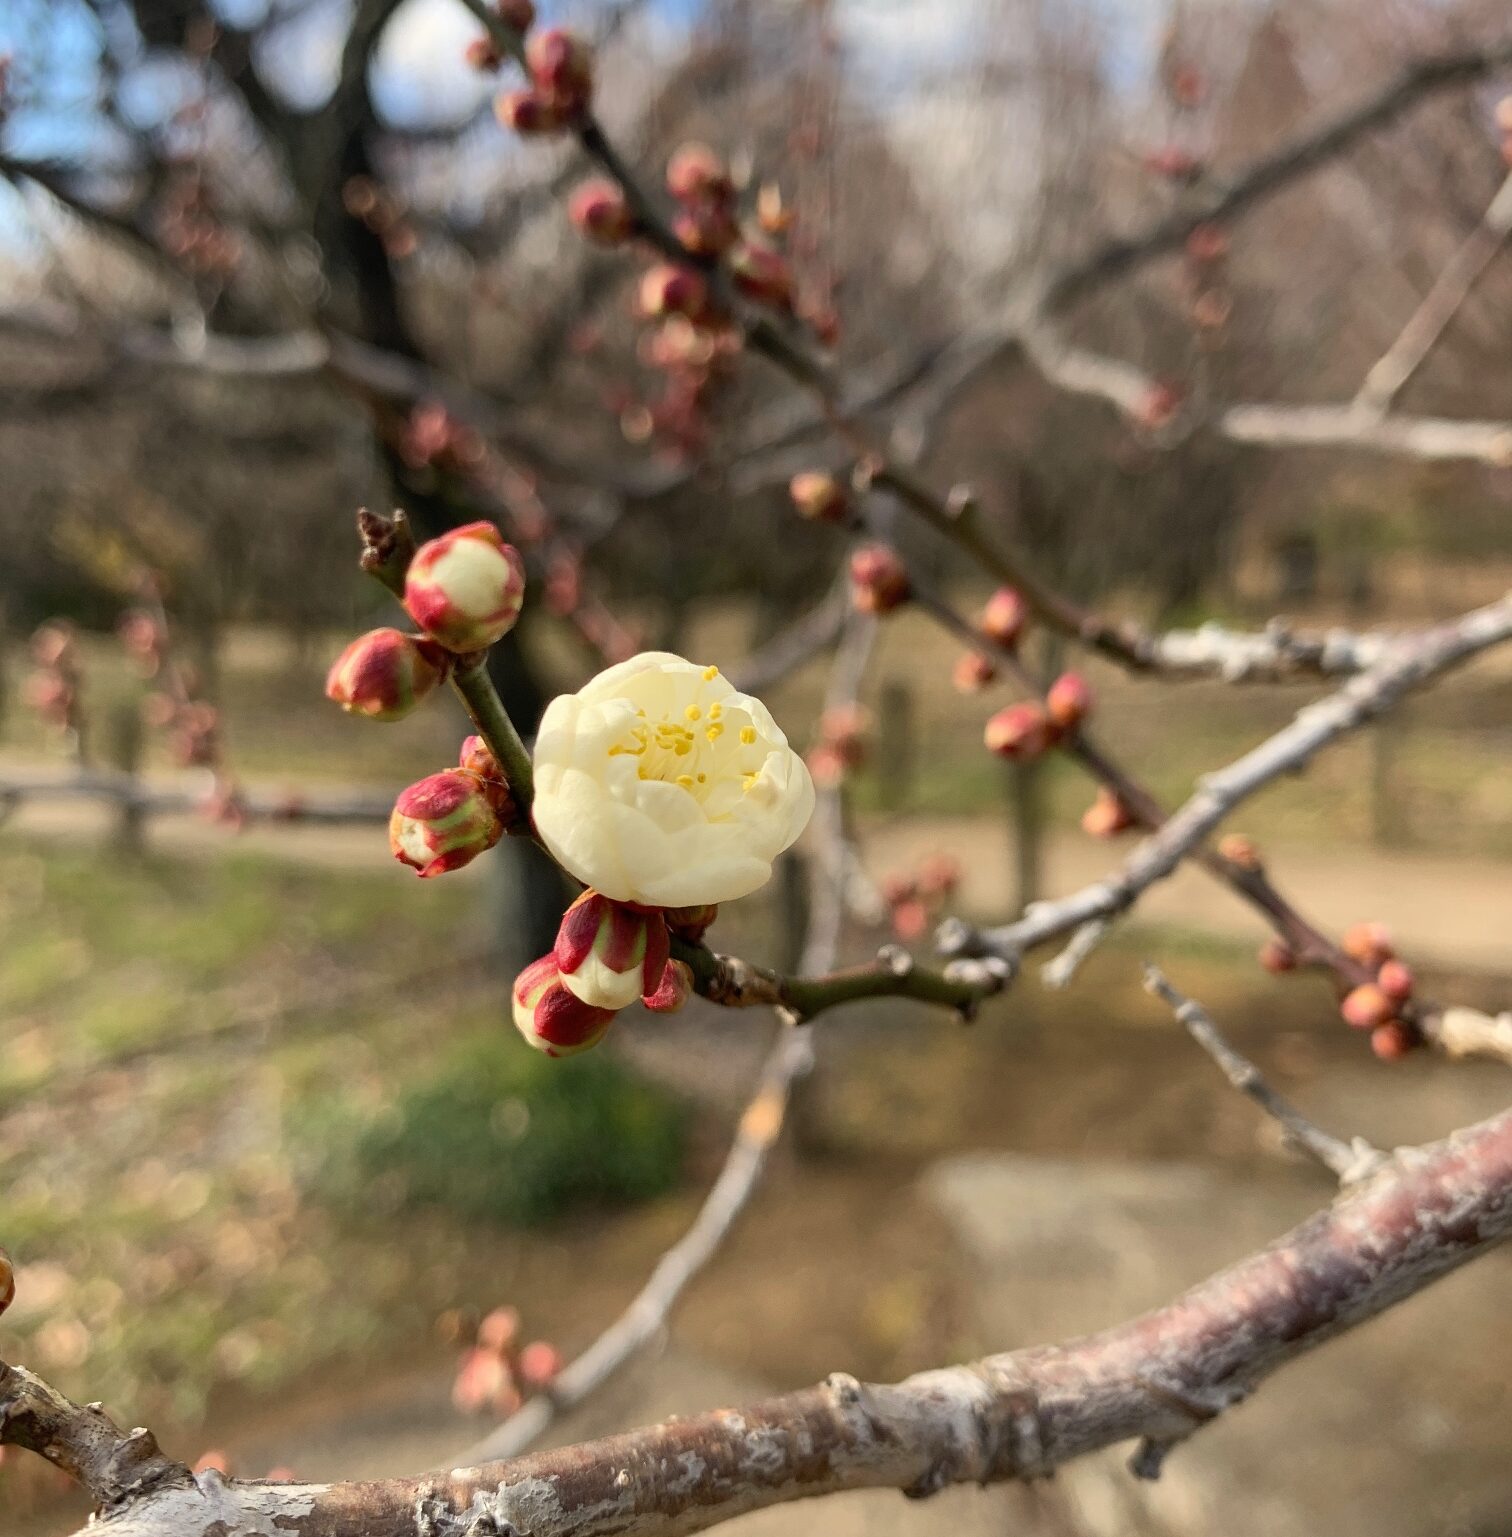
[453,656,536,814]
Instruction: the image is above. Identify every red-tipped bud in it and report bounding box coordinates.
[643,958,695,1014]
[512,954,619,1056]
[403,521,526,653]
[1258,938,1297,974]
[980,587,1027,649]
[952,651,997,693]
[1045,671,1092,732]
[325,628,450,721]
[1217,833,1262,871]
[890,898,929,940]
[1134,380,1184,431]
[880,872,916,907]
[1082,786,1136,838]
[525,26,592,117]
[1342,921,1394,969]
[788,471,847,523]
[672,202,738,256]
[639,263,709,320]
[452,1345,517,1415]
[390,769,505,877]
[728,241,794,309]
[553,891,670,1010]
[518,1340,564,1388]
[663,904,718,943]
[496,0,536,31]
[1185,223,1229,263]
[1370,1021,1416,1061]
[1143,145,1203,180]
[756,181,793,234]
[118,608,162,663]
[569,179,633,245]
[465,36,503,70]
[665,142,733,204]
[457,734,516,820]
[916,853,961,898]
[478,1306,520,1350]
[849,545,910,615]
[1376,959,1415,1003]
[1340,983,1395,1031]
[495,88,563,135]
[985,701,1052,761]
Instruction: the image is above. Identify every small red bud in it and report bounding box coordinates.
[403,522,526,653]
[568,179,633,245]
[639,263,709,320]
[890,898,929,941]
[980,587,1027,649]
[495,88,562,135]
[1342,921,1395,969]
[1258,938,1297,974]
[390,769,505,877]
[788,471,847,523]
[1340,983,1395,1031]
[643,958,695,1014]
[1082,786,1136,839]
[663,903,718,943]
[518,1340,564,1389]
[477,1306,520,1351]
[849,545,910,615]
[1143,145,1203,180]
[465,36,503,70]
[1045,671,1092,732]
[1370,1021,1416,1061]
[665,142,733,204]
[525,26,592,117]
[1134,380,1184,431]
[325,628,450,721]
[985,701,1051,761]
[672,201,738,256]
[1217,833,1261,870]
[1185,223,1229,263]
[495,0,536,30]
[728,240,795,309]
[916,853,961,898]
[1376,959,1415,1003]
[952,651,997,693]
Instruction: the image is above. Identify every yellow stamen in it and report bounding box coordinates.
[708,703,722,720]
[676,774,694,788]
[702,665,719,681]
[684,705,701,722]
[705,724,723,743]
[739,726,757,745]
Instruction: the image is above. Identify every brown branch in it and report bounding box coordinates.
[14,1104,1512,1537]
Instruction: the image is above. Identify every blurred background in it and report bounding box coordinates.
[1,1,1511,1533]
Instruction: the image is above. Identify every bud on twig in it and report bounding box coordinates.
[513,954,619,1056]
[728,240,795,309]
[1045,671,1092,732]
[849,545,910,615]
[1342,921,1394,969]
[985,701,1052,760]
[1081,785,1135,838]
[553,891,670,1010]
[403,522,526,653]
[643,958,695,1014]
[525,26,592,119]
[1340,983,1395,1031]
[390,769,506,877]
[788,471,848,523]
[980,587,1027,649]
[325,629,451,721]
[639,264,710,321]
[1258,937,1297,974]
[569,180,633,245]
[665,142,734,205]
[952,651,997,693]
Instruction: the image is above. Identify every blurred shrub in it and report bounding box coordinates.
[307,1030,686,1227]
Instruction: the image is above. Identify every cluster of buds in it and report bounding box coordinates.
[450,1305,563,1418]
[157,168,243,277]
[807,701,871,789]
[24,621,86,746]
[513,894,695,1056]
[399,400,487,475]
[984,672,1092,762]
[849,545,910,615]
[1183,222,1231,336]
[390,736,516,878]
[496,23,593,135]
[1338,922,1418,1060]
[340,175,418,261]
[880,854,961,941]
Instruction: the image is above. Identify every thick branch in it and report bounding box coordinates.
[16,1104,1512,1537]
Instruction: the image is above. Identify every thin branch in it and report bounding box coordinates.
[1142,966,1384,1183]
[14,1103,1512,1537]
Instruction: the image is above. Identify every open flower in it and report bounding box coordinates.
[531,653,814,907]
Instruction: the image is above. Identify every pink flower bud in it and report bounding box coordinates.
[452,1345,515,1415]
[518,1340,564,1389]
[1185,223,1229,263]
[952,651,997,693]
[1376,959,1415,1003]
[390,769,505,877]
[403,521,526,653]
[1258,938,1297,974]
[495,0,536,31]
[665,142,733,205]
[525,26,592,117]
[554,890,670,1009]
[890,898,929,940]
[1082,786,1135,838]
[980,587,1027,649]
[512,954,619,1056]
[639,264,709,320]
[672,202,738,256]
[1342,921,1394,968]
[569,179,633,245]
[728,240,794,309]
[1217,833,1261,871]
[643,958,694,1014]
[788,471,847,523]
[325,628,450,721]
[985,701,1051,761]
[465,36,503,70]
[917,853,961,899]
[1045,671,1092,731]
[1370,1021,1416,1061]
[1143,144,1203,180]
[1134,381,1184,431]
[663,904,718,943]
[1340,983,1395,1031]
[457,734,516,820]
[849,544,910,614]
[477,1306,520,1350]
[496,88,562,135]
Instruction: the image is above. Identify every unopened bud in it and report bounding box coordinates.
[495,88,562,135]
[788,471,847,523]
[1045,671,1092,732]
[916,853,961,898]
[1082,786,1135,838]
[728,240,794,309]
[495,0,536,31]
[465,36,503,70]
[1185,223,1229,263]
[890,898,929,940]
[663,904,718,943]
[512,954,619,1056]
[980,587,1027,649]
[569,179,633,245]
[525,26,592,117]
[1217,833,1261,870]
[643,958,695,1014]
[457,734,516,820]
[985,701,1051,761]
[554,891,670,1010]
[639,263,709,321]
[390,769,505,877]
[518,1340,564,1389]
[478,1306,520,1350]
[665,142,733,205]
[403,521,526,653]
[1143,144,1203,180]
[1340,983,1395,1031]
[325,628,450,721]
[757,181,793,233]
[1370,1020,1416,1061]
[672,201,738,256]
[1342,921,1394,969]
[952,651,997,693]
[1258,938,1297,974]
[1134,380,1184,431]
[849,545,910,615]
[1376,959,1415,1003]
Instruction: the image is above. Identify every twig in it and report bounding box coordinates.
[1142,966,1385,1183]
[14,1103,1512,1537]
